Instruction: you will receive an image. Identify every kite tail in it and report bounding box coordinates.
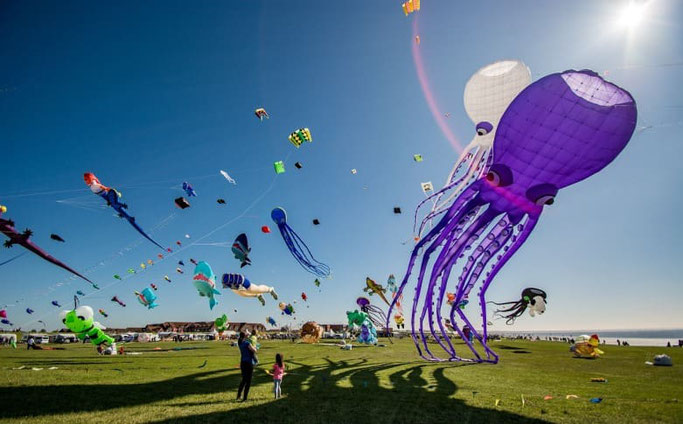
[123,212,166,251]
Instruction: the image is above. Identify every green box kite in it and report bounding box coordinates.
[274,161,286,174]
[414,154,423,162]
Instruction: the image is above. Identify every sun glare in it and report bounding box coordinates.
[618,0,651,29]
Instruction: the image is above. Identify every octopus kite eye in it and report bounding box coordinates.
[475,121,493,136]
[62,318,67,324]
[526,183,558,206]
[535,195,555,206]
[485,164,513,187]
[78,316,85,321]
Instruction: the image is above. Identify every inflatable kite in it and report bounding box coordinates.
[220,170,236,185]
[164,275,171,282]
[271,207,331,278]
[193,261,220,310]
[266,316,277,327]
[98,309,108,317]
[60,303,113,346]
[150,283,158,291]
[314,279,321,288]
[0,310,6,318]
[135,288,158,309]
[356,297,387,330]
[254,108,269,120]
[288,128,312,148]
[51,301,61,307]
[571,334,604,358]
[279,302,295,316]
[402,0,420,16]
[84,173,165,251]
[363,277,390,306]
[190,258,198,265]
[1,319,12,326]
[261,226,271,233]
[217,199,226,205]
[76,290,85,297]
[25,308,34,314]
[0,209,95,286]
[215,314,228,334]
[301,292,307,302]
[50,234,65,242]
[491,288,547,324]
[111,296,126,307]
[231,233,252,268]
[182,182,197,197]
[113,274,122,280]
[300,321,323,344]
[415,60,531,238]
[221,273,277,306]
[387,70,637,363]
[347,310,377,345]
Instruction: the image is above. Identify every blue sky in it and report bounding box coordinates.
[1,0,681,332]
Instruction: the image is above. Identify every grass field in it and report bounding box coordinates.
[0,338,681,423]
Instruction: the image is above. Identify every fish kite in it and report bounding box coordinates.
[182,182,197,197]
[76,290,85,297]
[0,208,95,286]
[1,319,12,326]
[150,283,158,291]
[288,128,312,148]
[217,199,226,205]
[127,268,136,274]
[113,274,122,280]
[50,234,65,242]
[111,296,126,307]
[314,279,321,287]
[220,170,236,185]
[176,267,184,274]
[178,260,185,266]
[193,261,221,310]
[231,233,252,268]
[190,258,198,265]
[98,309,108,317]
[84,173,165,251]
[261,226,271,233]
[164,275,171,282]
[301,292,307,302]
[51,301,61,307]
[254,108,269,121]
[135,288,158,309]
[26,308,34,314]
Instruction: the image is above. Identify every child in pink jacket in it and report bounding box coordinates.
[272,353,285,399]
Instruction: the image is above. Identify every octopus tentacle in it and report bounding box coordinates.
[387,187,480,360]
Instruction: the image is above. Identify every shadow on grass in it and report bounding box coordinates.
[0,358,549,423]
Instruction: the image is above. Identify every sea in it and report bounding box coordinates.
[491,329,683,347]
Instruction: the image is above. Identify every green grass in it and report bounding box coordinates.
[0,338,681,423]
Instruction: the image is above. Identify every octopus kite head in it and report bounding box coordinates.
[271,207,287,225]
[463,60,532,149]
[60,305,94,333]
[478,70,637,220]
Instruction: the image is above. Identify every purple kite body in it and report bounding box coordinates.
[387,70,637,363]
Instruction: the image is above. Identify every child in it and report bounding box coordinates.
[272,353,285,399]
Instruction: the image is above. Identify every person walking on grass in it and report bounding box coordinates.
[237,331,258,401]
[272,353,285,399]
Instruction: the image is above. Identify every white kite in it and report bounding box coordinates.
[220,170,236,185]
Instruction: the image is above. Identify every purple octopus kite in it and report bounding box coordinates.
[387,70,637,363]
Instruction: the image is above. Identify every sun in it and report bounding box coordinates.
[618,0,651,29]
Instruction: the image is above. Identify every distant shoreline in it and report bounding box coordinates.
[490,329,683,347]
